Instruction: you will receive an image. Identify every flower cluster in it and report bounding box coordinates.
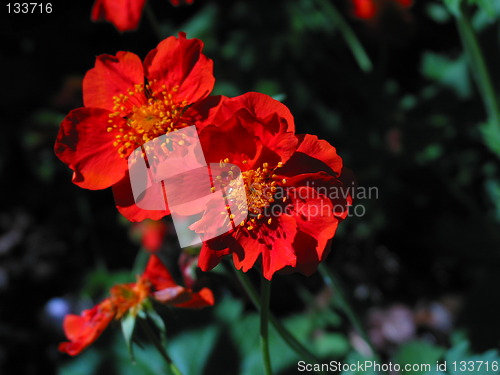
[55,32,352,281]
[55,32,214,222]
[192,93,352,279]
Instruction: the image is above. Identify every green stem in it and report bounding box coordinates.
[132,247,150,276]
[260,276,273,375]
[455,3,500,126]
[315,0,373,73]
[139,318,183,375]
[144,2,164,42]
[318,264,377,358]
[234,269,322,366]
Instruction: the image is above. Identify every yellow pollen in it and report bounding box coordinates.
[218,158,287,229]
[107,82,192,158]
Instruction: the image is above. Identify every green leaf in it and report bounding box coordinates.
[272,93,287,102]
[114,335,167,375]
[444,0,498,18]
[415,144,444,164]
[314,332,350,358]
[445,337,500,375]
[420,52,471,99]
[213,295,244,324]
[121,313,136,362]
[147,309,167,339]
[426,3,452,23]
[180,3,217,39]
[58,349,101,375]
[470,0,496,17]
[445,339,470,368]
[422,371,447,375]
[443,0,462,17]
[480,121,500,158]
[168,326,219,375]
[340,351,378,375]
[394,341,445,375]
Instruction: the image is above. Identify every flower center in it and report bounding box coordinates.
[109,277,151,319]
[107,82,192,158]
[219,160,287,231]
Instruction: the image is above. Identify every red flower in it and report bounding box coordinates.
[192,93,352,280]
[91,0,195,32]
[351,0,413,21]
[59,255,214,356]
[55,33,216,222]
[170,0,194,6]
[131,219,168,252]
[58,300,115,357]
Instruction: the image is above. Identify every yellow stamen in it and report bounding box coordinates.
[107,83,191,157]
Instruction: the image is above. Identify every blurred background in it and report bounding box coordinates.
[2,0,500,374]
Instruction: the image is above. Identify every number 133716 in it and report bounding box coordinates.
[6,3,52,13]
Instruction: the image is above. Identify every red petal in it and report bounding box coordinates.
[136,220,167,252]
[58,300,114,356]
[352,0,377,20]
[290,231,330,276]
[284,172,353,221]
[145,255,215,308]
[112,173,170,222]
[288,186,339,266]
[143,255,178,290]
[238,110,298,167]
[209,93,295,133]
[188,95,224,133]
[198,240,232,271]
[198,118,260,167]
[83,51,144,112]
[91,0,106,23]
[199,110,297,170]
[198,93,298,169]
[232,214,298,280]
[172,287,214,308]
[144,32,215,104]
[279,135,343,179]
[296,134,343,175]
[55,108,128,190]
[188,195,236,240]
[91,0,146,32]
